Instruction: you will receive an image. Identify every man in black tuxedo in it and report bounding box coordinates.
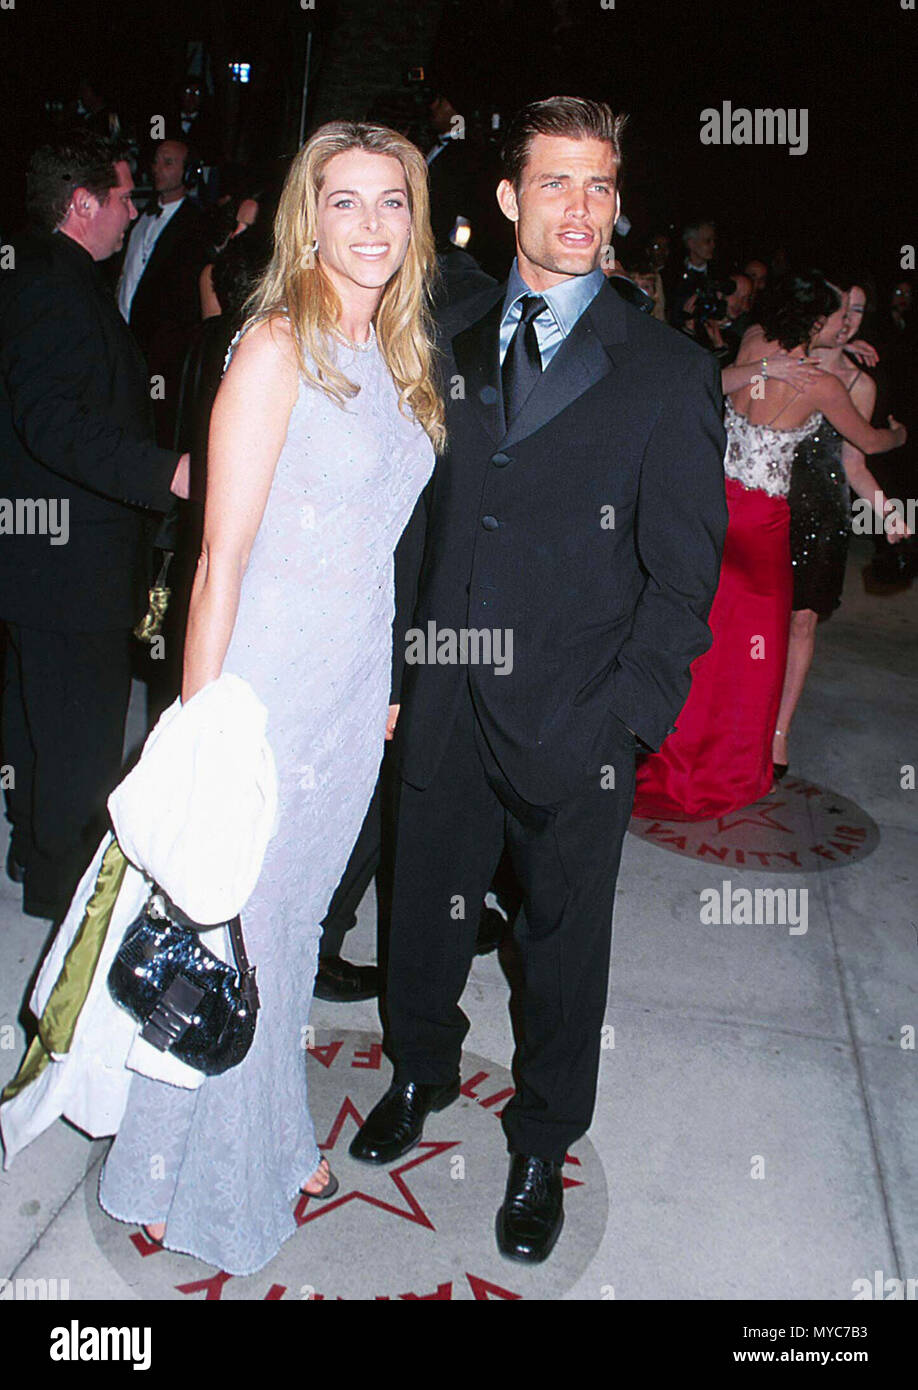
[118,139,207,448]
[0,133,188,919]
[351,98,727,1263]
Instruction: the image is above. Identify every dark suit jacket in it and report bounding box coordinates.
[433,246,498,311]
[127,198,207,445]
[394,277,728,805]
[0,231,179,631]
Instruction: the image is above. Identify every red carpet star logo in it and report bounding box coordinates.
[293,1095,461,1230]
[90,1032,609,1298]
[716,800,793,834]
[629,779,878,873]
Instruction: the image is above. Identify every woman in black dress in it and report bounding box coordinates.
[773,283,912,776]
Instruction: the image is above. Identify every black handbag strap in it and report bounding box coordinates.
[146,886,260,1016]
[226,914,260,1015]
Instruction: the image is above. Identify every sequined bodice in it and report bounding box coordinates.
[724,397,823,498]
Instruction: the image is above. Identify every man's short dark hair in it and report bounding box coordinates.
[26,131,121,232]
[501,96,627,192]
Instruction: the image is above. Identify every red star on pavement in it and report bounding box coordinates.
[562,1152,584,1191]
[716,799,793,834]
[293,1096,460,1231]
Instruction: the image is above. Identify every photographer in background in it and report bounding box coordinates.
[666,218,717,327]
[685,272,754,365]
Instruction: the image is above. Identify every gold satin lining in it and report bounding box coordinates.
[1,840,128,1104]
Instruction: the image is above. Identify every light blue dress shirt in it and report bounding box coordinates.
[498,259,606,369]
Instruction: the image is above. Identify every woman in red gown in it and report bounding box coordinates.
[632,273,906,821]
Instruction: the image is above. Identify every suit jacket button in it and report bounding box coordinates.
[491,452,511,468]
[481,515,499,531]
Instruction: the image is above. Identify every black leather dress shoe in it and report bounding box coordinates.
[349,1079,460,1164]
[496,1153,564,1263]
[314,956,380,1002]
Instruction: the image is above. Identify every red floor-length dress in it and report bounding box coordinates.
[632,399,823,822]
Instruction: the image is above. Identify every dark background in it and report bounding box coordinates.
[0,0,915,282]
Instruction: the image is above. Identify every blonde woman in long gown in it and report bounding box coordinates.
[97,123,442,1275]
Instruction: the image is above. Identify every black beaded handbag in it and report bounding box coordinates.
[108,889,260,1076]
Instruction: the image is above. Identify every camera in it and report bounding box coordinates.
[693,277,735,325]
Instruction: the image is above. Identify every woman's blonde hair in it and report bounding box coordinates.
[243,121,444,450]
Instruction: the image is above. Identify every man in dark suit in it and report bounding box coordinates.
[118,139,207,447]
[315,256,503,1002]
[351,98,727,1262]
[0,133,188,919]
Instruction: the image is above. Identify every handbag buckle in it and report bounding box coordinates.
[141,975,205,1052]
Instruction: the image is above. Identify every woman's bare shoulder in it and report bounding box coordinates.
[234,314,296,364]
[808,368,846,405]
[224,315,299,397]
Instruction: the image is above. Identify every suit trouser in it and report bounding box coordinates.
[318,748,523,960]
[319,765,388,959]
[2,623,132,918]
[386,679,635,1163]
